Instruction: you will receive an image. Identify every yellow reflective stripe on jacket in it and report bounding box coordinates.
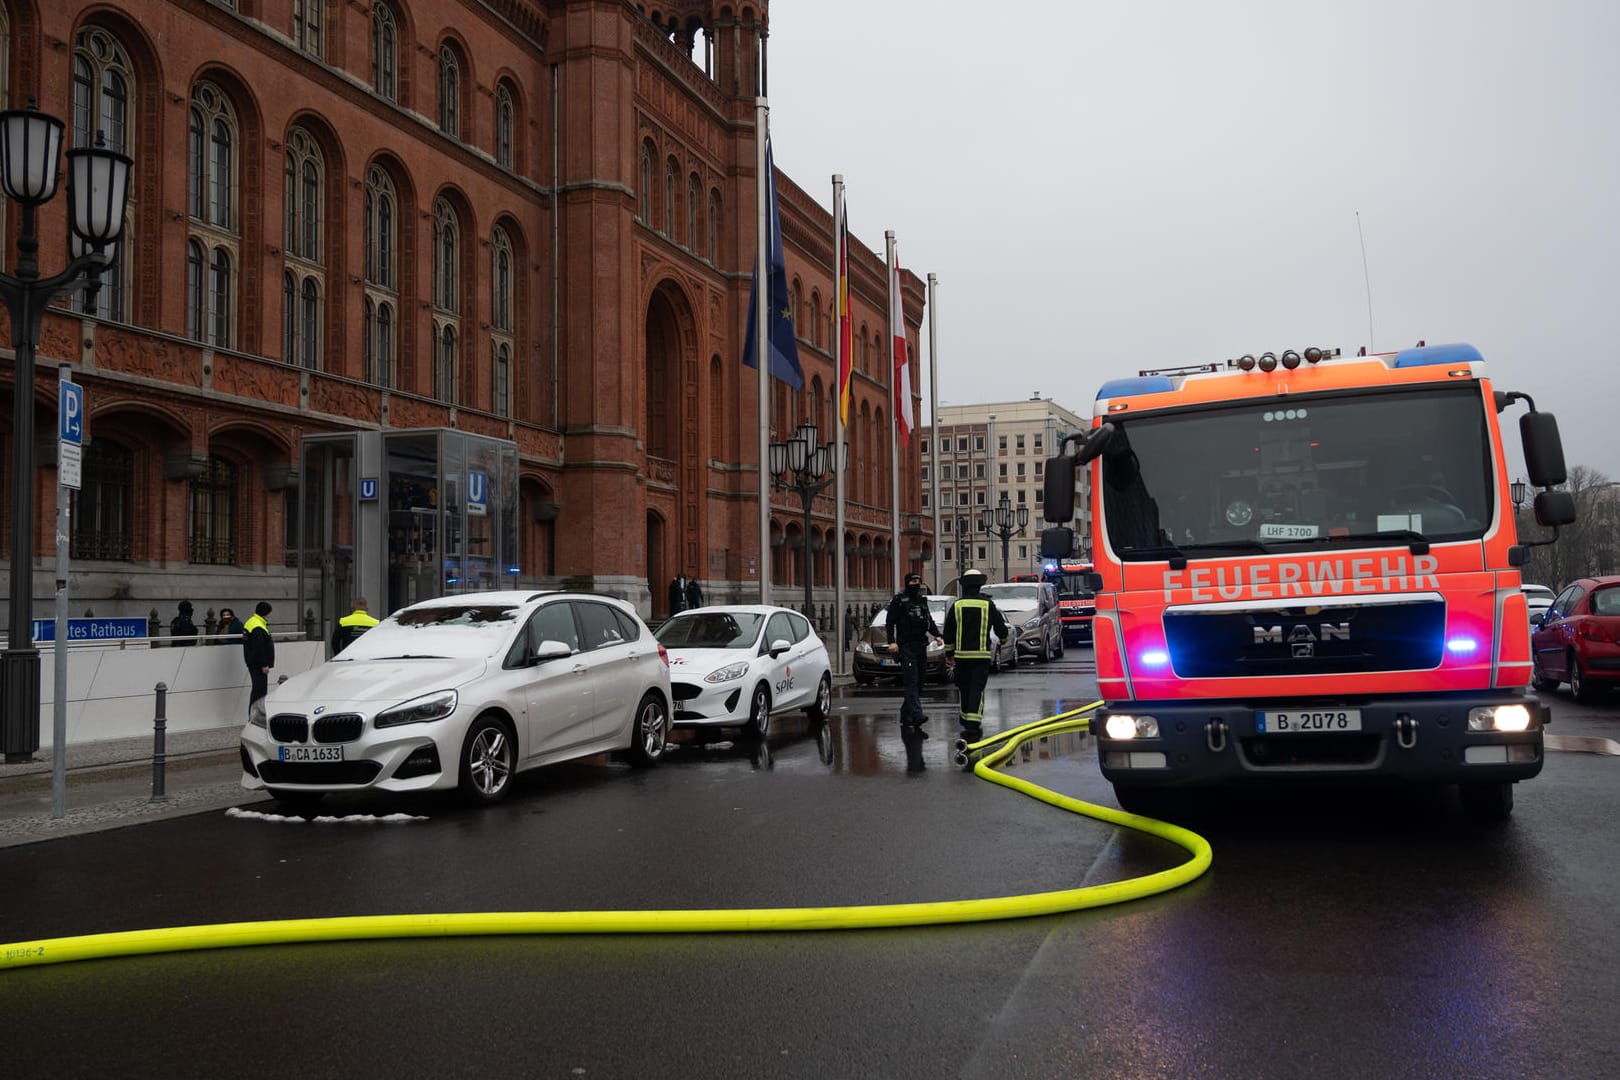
[953,599,992,660]
[339,612,380,628]
[242,614,268,635]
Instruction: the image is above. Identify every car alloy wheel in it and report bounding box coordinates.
[745,684,772,739]
[1531,653,1560,693]
[460,716,515,802]
[1570,654,1598,703]
[807,673,832,723]
[628,692,667,766]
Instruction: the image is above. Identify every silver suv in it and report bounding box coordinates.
[980,582,1064,662]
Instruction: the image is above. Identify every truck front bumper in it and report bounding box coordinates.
[1096,691,1549,789]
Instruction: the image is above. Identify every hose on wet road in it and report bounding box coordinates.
[0,702,1211,970]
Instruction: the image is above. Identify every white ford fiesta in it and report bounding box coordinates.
[239,591,672,809]
[654,606,832,738]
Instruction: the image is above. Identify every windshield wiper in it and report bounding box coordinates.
[1314,529,1431,553]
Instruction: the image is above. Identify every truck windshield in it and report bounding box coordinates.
[1100,385,1494,560]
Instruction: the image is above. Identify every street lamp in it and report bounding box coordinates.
[1,102,132,761]
[1511,478,1528,510]
[768,421,844,618]
[981,492,1029,582]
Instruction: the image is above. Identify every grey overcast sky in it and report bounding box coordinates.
[762,0,1619,475]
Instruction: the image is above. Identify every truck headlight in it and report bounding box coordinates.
[1468,704,1533,732]
[1104,714,1159,739]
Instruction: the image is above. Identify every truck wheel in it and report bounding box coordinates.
[1459,781,1513,822]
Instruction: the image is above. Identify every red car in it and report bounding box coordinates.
[1531,576,1620,702]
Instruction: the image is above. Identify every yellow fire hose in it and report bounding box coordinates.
[0,704,1211,971]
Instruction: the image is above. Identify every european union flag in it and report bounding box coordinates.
[741,137,805,390]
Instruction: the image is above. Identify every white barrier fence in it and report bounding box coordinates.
[33,636,325,749]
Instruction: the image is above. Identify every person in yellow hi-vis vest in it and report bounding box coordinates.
[942,569,1009,739]
[331,597,381,657]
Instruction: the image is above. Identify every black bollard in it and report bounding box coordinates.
[150,681,168,803]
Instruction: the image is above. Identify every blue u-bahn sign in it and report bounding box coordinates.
[32,618,149,644]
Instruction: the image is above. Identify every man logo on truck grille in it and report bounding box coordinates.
[1253,622,1351,651]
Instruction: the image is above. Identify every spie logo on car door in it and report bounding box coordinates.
[774,664,795,695]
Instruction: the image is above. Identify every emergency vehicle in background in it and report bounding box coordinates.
[1042,343,1577,821]
[1016,560,1098,644]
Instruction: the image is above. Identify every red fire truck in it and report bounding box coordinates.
[1042,343,1576,820]
[1033,560,1097,644]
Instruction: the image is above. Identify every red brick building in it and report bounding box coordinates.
[0,0,929,628]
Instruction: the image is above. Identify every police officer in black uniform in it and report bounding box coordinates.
[942,568,1009,741]
[885,571,941,727]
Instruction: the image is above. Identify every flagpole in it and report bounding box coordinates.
[755,98,771,606]
[885,230,900,592]
[832,174,847,674]
[927,272,941,592]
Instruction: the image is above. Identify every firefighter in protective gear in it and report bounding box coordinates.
[942,569,1008,738]
[332,597,381,656]
[885,571,942,727]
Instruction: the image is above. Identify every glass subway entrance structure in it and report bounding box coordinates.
[297,430,519,644]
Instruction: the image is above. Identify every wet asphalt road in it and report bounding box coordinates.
[2,652,1618,1079]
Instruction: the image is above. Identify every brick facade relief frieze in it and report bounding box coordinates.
[307,377,383,427]
[92,327,204,388]
[388,395,452,430]
[211,356,301,408]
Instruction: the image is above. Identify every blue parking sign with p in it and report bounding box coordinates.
[61,382,84,445]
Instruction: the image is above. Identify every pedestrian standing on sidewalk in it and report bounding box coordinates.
[242,601,276,723]
[213,607,240,645]
[331,596,380,656]
[942,568,1008,742]
[885,571,941,728]
[169,600,198,647]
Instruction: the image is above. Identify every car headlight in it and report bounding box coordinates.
[855,641,873,655]
[248,699,267,728]
[705,661,750,684]
[375,689,458,728]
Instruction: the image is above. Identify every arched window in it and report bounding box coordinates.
[372,4,398,101]
[293,0,323,59]
[664,157,677,235]
[810,291,822,349]
[491,225,515,415]
[438,44,460,137]
[71,27,134,321]
[283,127,325,369]
[187,240,205,340]
[790,280,801,341]
[687,173,699,250]
[639,142,653,221]
[363,167,398,386]
[495,82,515,168]
[188,82,238,347]
[432,199,461,403]
[188,456,238,566]
[707,189,720,260]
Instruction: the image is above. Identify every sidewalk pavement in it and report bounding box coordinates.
[0,727,247,849]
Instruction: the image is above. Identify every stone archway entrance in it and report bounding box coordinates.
[643,280,701,591]
[647,510,667,619]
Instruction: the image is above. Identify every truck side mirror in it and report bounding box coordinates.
[1042,454,1076,522]
[1040,526,1075,559]
[1521,411,1567,488]
[1534,489,1576,528]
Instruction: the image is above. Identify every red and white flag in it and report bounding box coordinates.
[891,249,912,445]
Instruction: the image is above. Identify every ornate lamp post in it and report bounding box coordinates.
[1511,478,1528,510]
[768,421,843,618]
[1,102,132,761]
[981,492,1029,582]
